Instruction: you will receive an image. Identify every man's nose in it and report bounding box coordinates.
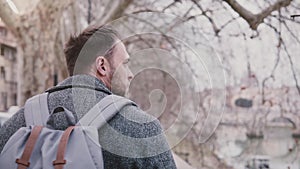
[128,69,133,80]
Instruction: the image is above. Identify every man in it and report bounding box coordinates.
[0,25,177,168]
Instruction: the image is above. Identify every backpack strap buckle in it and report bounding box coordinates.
[53,159,67,165]
[15,159,30,167]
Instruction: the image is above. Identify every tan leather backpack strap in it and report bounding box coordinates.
[16,126,43,169]
[53,126,75,169]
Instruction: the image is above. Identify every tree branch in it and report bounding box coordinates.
[0,0,21,36]
[191,0,220,35]
[223,0,292,30]
[39,0,73,13]
[87,0,92,24]
[162,0,181,12]
[261,16,282,103]
[93,0,133,26]
[107,0,133,22]
[97,0,119,24]
[282,41,300,96]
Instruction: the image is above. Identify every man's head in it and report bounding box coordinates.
[64,25,133,96]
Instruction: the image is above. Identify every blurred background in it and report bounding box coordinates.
[0,0,300,168]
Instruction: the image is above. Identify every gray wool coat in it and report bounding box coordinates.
[0,74,177,169]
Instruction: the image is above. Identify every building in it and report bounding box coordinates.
[0,18,18,111]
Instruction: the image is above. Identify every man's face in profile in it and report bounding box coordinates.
[109,42,133,96]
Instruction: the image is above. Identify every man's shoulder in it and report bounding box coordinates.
[120,104,158,124]
[105,103,163,138]
[1,107,25,128]
[0,107,26,152]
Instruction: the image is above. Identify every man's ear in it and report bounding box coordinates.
[96,56,108,76]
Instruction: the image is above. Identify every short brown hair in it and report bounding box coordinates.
[64,25,120,76]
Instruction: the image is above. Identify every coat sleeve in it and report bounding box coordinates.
[0,108,26,153]
[99,105,177,169]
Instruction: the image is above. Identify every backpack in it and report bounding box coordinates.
[0,93,135,169]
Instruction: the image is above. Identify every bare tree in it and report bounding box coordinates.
[223,0,292,30]
[0,0,134,105]
[0,0,72,104]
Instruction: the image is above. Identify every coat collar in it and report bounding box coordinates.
[46,74,112,94]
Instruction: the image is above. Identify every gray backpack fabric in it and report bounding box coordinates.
[0,93,134,169]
